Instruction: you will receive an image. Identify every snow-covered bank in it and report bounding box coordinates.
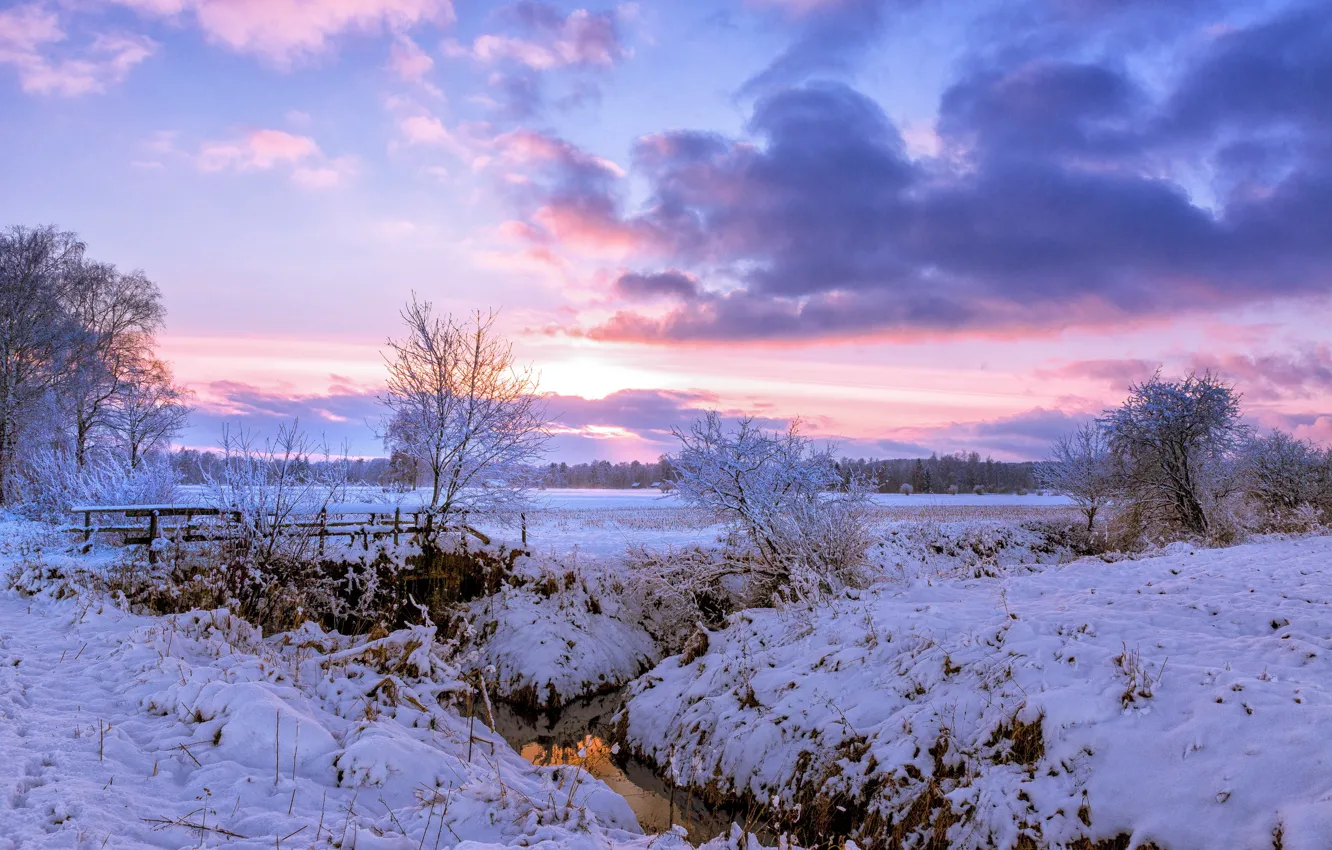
[463,565,659,710]
[619,534,1332,849]
[0,522,773,850]
[464,519,1081,711]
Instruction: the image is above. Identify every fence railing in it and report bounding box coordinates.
[68,504,513,563]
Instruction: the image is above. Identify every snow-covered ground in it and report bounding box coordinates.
[0,521,766,850]
[619,534,1332,848]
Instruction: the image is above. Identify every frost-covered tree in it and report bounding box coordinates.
[670,412,870,595]
[1101,371,1247,536]
[1037,422,1118,532]
[0,224,186,508]
[379,297,549,524]
[0,226,83,503]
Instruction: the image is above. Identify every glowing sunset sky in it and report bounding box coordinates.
[2,0,1330,461]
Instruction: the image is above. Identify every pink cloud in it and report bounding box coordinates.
[531,203,644,256]
[0,4,156,96]
[387,34,433,82]
[398,114,454,146]
[452,7,626,71]
[110,0,454,65]
[196,129,353,187]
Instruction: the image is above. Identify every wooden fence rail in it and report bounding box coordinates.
[68,504,510,563]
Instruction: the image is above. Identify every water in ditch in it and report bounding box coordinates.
[476,690,766,842]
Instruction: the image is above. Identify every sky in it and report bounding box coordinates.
[1,0,1330,463]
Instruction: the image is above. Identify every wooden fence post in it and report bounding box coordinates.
[83,510,92,544]
[521,513,527,546]
[147,510,160,565]
[393,507,401,546]
[318,508,327,557]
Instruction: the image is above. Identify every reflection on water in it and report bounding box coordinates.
[480,691,748,841]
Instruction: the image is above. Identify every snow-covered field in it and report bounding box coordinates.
[6,491,1330,849]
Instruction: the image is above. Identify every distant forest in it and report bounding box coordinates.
[173,449,1038,494]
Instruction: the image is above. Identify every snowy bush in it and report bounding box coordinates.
[1240,429,1332,529]
[14,444,177,520]
[182,421,359,631]
[899,483,913,495]
[669,412,872,601]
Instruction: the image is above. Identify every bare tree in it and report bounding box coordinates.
[1036,421,1118,532]
[0,226,84,504]
[379,296,549,525]
[1101,371,1247,536]
[62,262,165,467]
[104,357,192,468]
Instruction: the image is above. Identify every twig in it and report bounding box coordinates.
[140,816,246,840]
[178,743,203,767]
[417,802,435,850]
[340,788,359,847]
[274,710,281,785]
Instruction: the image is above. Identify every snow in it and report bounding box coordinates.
[620,533,1332,848]
[0,519,771,850]
[462,569,659,710]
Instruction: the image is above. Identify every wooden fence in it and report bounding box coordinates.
[68,504,518,563]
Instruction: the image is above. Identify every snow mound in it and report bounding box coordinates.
[465,565,659,709]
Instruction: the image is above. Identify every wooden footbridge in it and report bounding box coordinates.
[68,503,517,562]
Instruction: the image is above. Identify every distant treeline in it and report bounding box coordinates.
[171,449,1037,494]
[837,453,1037,494]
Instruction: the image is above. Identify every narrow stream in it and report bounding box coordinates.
[477,690,757,842]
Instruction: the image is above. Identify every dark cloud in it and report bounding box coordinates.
[613,270,699,301]
[547,388,717,436]
[184,380,384,455]
[499,4,1332,343]
[886,407,1092,460]
[1042,348,1332,403]
[739,0,892,98]
[1192,347,1332,402]
[493,70,544,119]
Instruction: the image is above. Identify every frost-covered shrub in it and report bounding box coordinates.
[899,483,913,495]
[1240,429,1332,531]
[14,445,177,520]
[669,412,872,602]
